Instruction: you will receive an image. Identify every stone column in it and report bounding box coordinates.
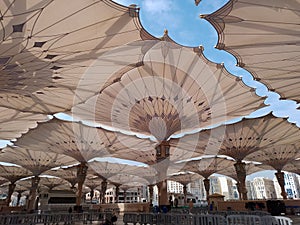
[236,182,242,200]
[148,184,154,204]
[183,184,187,206]
[203,178,210,201]
[28,176,40,212]
[115,184,120,203]
[155,141,170,207]
[275,170,287,199]
[90,189,94,202]
[16,191,22,206]
[76,163,88,207]
[100,180,107,204]
[123,188,128,203]
[234,161,248,200]
[6,182,16,206]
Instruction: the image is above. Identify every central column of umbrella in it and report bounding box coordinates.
[100,179,108,204]
[155,140,170,207]
[275,170,287,199]
[6,183,16,206]
[76,163,88,208]
[28,176,40,212]
[234,161,248,200]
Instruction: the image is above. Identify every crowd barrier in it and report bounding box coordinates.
[0,211,112,225]
[123,212,293,225]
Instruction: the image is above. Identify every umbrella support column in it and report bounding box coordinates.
[155,141,170,209]
[100,180,108,204]
[183,184,188,206]
[6,183,16,206]
[275,170,287,199]
[234,161,248,200]
[27,176,40,212]
[115,184,120,203]
[203,178,210,201]
[148,184,154,204]
[76,163,88,211]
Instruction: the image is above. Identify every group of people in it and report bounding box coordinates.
[169,196,179,208]
[102,214,118,225]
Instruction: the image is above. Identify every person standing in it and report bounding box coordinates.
[188,200,194,213]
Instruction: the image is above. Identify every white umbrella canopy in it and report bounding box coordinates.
[43,167,78,188]
[39,176,71,191]
[0,178,8,187]
[14,118,156,163]
[15,178,36,191]
[180,156,236,179]
[282,160,300,175]
[108,173,149,186]
[202,0,300,102]
[247,144,300,172]
[14,182,29,194]
[125,166,158,184]
[175,113,300,161]
[0,146,77,176]
[0,0,155,114]
[0,107,49,140]
[168,172,202,186]
[217,162,263,182]
[88,160,140,180]
[84,174,103,190]
[72,39,265,141]
[0,165,33,183]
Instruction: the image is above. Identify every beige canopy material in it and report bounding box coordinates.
[0,164,33,206]
[85,161,127,204]
[176,113,300,200]
[112,141,207,166]
[39,176,71,191]
[88,160,139,180]
[168,172,202,205]
[180,156,236,179]
[0,107,49,140]
[201,0,300,102]
[0,165,32,183]
[248,144,300,199]
[125,166,158,184]
[72,39,265,141]
[15,178,34,191]
[0,146,77,176]
[43,168,78,189]
[14,182,29,196]
[0,178,8,186]
[175,113,300,161]
[84,174,103,190]
[168,172,202,185]
[218,162,263,182]
[14,118,156,163]
[0,0,155,114]
[179,156,235,200]
[282,160,300,175]
[246,144,300,172]
[108,173,149,187]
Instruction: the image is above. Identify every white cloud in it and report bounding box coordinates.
[143,0,174,15]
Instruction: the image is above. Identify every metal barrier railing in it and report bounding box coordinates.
[0,211,112,225]
[123,212,293,225]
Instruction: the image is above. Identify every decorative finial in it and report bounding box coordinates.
[164,29,168,36]
[195,0,201,6]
